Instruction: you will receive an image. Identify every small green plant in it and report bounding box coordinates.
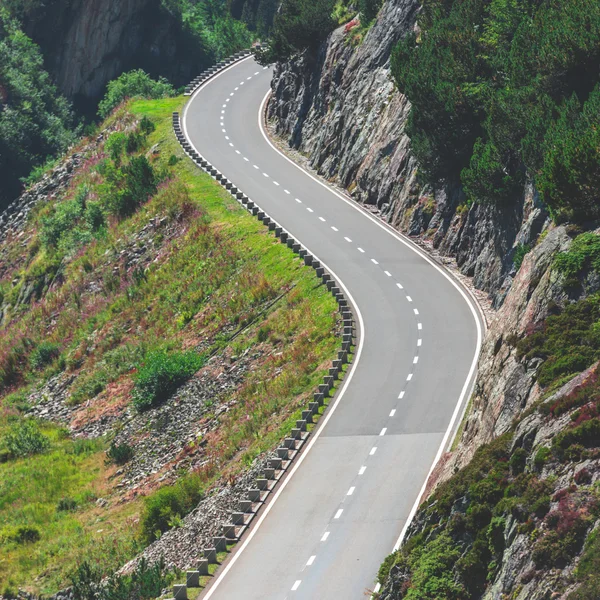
[29,341,61,370]
[140,475,204,542]
[106,441,134,465]
[139,116,155,136]
[2,525,42,544]
[133,349,205,411]
[513,243,531,271]
[3,420,50,458]
[56,497,78,512]
[534,446,552,469]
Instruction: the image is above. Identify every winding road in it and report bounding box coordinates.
[184,56,484,600]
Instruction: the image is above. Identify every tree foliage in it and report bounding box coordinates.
[391,0,600,222]
[257,0,337,63]
[98,70,175,119]
[0,10,76,209]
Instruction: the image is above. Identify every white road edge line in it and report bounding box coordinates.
[184,59,366,600]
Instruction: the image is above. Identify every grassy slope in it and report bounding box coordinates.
[0,96,339,594]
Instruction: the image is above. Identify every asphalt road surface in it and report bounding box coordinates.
[184,56,483,600]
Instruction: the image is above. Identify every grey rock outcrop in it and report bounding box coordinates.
[268,0,549,306]
[20,0,206,103]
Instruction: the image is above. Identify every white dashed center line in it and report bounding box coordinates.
[344,237,352,243]
[407,373,413,381]
[406,296,412,302]
[334,509,343,519]
[253,165,259,169]
[390,409,396,417]
[379,428,387,436]
[418,339,422,346]
[321,532,330,542]
[306,556,316,566]
[291,581,301,591]
[307,207,314,213]
[358,247,365,253]
[359,466,366,475]
[418,322,423,330]
[295,198,302,203]
[319,216,326,222]
[414,308,419,315]
[244,157,249,162]
[371,259,379,265]
[331,226,338,232]
[284,189,290,194]
[274,181,280,186]
[396,283,404,290]
[370,447,377,455]
[263,172,269,178]
[413,356,419,364]
[398,391,405,399]
[384,270,392,277]
[347,487,355,496]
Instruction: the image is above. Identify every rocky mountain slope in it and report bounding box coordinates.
[267,1,600,597]
[268,0,548,308]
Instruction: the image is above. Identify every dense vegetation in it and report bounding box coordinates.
[0,10,76,209]
[391,0,600,223]
[0,0,273,210]
[0,95,340,594]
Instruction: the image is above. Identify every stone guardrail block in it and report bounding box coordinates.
[213,536,227,552]
[187,571,200,587]
[173,584,187,600]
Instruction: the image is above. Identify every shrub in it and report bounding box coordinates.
[358,0,383,23]
[111,156,157,217]
[98,70,175,119]
[1,525,41,544]
[133,349,205,411]
[3,420,50,458]
[574,468,592,485]
[553,419,600,459]
[257,0,336,63]
[29,341,61,370]
[509,447,527,474]
[57,497,78,512]
[139,116,155,136]
[140,475,204,542]
[106,441,134,465]
[513,244,531,272]
[554,233,600,286]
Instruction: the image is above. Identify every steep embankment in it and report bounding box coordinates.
[268,0,600,597]
[0,97,340,596]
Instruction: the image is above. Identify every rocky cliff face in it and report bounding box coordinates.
[269,2,600,597]
[20,0,203,109]
[268,0,548,308]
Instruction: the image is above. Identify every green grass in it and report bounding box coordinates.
[0,424,141,595]
[0,95,341,593]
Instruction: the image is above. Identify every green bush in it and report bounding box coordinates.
[98,70,175,119]
[29,341,61,370]
[257,0,336,63]
[133,349,205,411]
[7,525,41,544]
[534,446,552,468]
[56,497,78,512]
[358,0,383,23]
[110,156,157,217]
[140,475,205,542]
[552,419,600,459]
[3,420,50,458]
[106,441,134,465]
[554,233,600,286]
[70,557,170,600]
[516,294,600,387]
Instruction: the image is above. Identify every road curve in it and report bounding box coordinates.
[184,57,483,600]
